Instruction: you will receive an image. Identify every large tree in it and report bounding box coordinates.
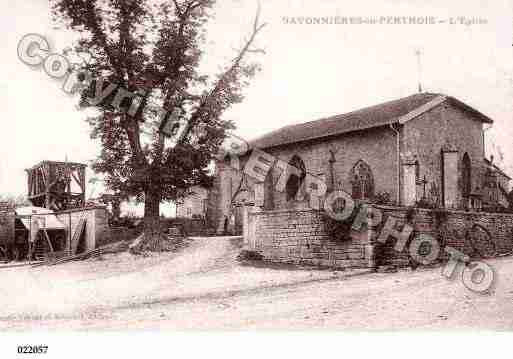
[51,0,265,249]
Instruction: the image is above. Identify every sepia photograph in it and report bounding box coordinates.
[1,0,512,357]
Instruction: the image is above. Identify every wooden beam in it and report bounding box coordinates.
[40,167,47,188]
[79,168,86,194]
[71,172,83,192]
[66,168,71,194]
[27,194,46,200]
[43,229,54,253]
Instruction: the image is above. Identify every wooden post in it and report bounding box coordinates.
[43,229,54,253]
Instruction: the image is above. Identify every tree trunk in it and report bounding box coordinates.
[142,188,163,251]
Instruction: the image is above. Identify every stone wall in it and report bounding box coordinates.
[245,205,513,270]
[262,126,399,209]
[375,205,513,267]
[245,207,373,269]
[0,202,15,247]
[402,101,486,207]
[161,217,210,236]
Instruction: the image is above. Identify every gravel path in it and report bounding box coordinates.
[1,236,512,330]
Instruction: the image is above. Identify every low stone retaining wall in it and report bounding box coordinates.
[244,205,513,269]
[245,208,373,269]
[0,202,15,248]
[161,217,211,236]
[376,206,513,267]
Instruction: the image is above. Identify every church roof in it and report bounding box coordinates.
[249,93,493,150]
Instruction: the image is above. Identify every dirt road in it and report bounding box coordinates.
[1,236,512,330]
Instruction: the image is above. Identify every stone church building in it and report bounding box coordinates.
[207,93,510,233]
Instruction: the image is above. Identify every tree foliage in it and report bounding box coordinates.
[51,0,265,220]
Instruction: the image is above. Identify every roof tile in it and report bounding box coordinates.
[249,93,491,150]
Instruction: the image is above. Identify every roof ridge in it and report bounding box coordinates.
[279,92,440,130]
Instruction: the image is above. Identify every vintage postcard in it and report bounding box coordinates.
[1,0,512,357]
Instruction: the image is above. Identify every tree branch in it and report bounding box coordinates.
[180,4,267,142]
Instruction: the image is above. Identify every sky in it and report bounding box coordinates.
[1,0,513,214]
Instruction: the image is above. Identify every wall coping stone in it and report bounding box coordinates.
[250,204,513,219]
[55,205,107,214]
[249,208,324,216]
[373,204,513,218]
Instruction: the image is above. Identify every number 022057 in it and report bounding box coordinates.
[17,345,48,354]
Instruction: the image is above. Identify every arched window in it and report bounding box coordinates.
[462,153,472,198]
[350,160,374,200]
[286,155,306,201]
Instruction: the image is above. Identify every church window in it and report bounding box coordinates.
[350,160,374,200]
[286,155,306,201]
